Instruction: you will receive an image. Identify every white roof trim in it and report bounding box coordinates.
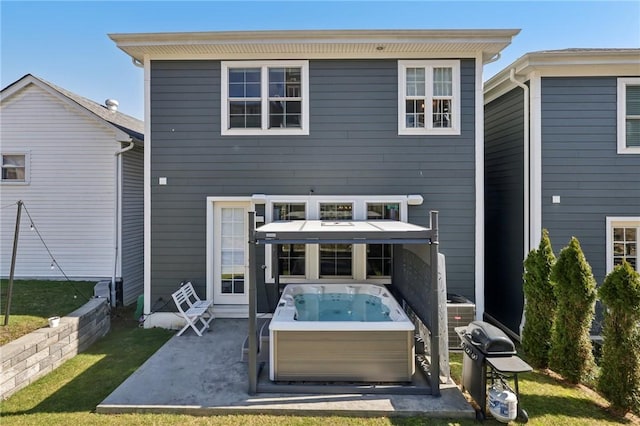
[109,29,520,62]
[485,49,640,104]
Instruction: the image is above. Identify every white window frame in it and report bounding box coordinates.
[1,152,30,185]
[606,217,640,273]
[398,60,461,136]
[221,60,309,136]
[617,77,640,154]
[263,195,411,284]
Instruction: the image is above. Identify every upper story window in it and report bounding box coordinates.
[398,60,461,136]
[221,61,309,136]
[617,78,640,154]
[1,153,29,184]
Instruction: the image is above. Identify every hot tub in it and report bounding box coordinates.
[269,283,415,382]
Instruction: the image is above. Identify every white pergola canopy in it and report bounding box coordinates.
[254,220,434,244]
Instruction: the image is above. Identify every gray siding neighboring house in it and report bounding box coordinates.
[485,87,525,333]
[484,49,640,335]
[110,29,519,325]
[0,74,144,306]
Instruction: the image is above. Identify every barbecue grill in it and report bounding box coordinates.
[456,321,532,422]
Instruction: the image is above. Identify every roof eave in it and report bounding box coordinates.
[109,29,520,62]
[485,49,640,103]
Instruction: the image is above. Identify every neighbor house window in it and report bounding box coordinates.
[617,78,640,154]
[607,218,640,273]
[398,60,461,135]
[366,203,400,277]
[273,203,306,276]
[221,61,309,135]
[319,203,353,278]
[1,153,29,184]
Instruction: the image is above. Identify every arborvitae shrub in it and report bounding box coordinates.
[598,261,640,413]
[549,237,597,384]
[522,229,556,368]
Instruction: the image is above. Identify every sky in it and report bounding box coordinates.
[1,1,639,120]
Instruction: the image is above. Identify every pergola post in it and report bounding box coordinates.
[248,211,257,394]
[429,210,440,397]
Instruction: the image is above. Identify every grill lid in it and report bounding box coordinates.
[466,320,516,355]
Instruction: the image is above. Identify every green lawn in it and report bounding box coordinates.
[1,282,638,425]
[0,279,97,345]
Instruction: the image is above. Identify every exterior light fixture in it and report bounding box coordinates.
[407,194,424,205]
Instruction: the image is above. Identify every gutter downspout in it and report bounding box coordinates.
[112,139,135,307]
[509,69,530,337]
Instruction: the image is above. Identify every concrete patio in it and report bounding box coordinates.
[97,318,475,419]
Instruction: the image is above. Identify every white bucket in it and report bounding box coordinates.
[488,385,518,423]
[48,316,60,328]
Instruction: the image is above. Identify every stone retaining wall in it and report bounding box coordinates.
[1,298,110,400]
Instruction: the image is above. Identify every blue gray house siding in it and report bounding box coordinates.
[484,87,525,333]
[541,76,640,285]
[121,143,144,306]
[484,76,640,335]
[149,58,478,311]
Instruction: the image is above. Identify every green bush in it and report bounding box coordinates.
[549,237,597,384]
[522,229,556,368]
[598,261,640,413]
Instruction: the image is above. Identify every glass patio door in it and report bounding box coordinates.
[213,202,249,305]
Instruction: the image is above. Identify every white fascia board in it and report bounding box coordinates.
[109,28,521,43]
[121,51,491,62]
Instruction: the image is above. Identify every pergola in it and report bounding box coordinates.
[247,211,445,396]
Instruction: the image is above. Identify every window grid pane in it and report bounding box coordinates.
[320,203,353,220]
[405,68,425,96]
[1,154,26,181]
[320,203,353,277]
[405,100,425,128]
[228,68,262,129]
[433,99,452,128]
[220,208,245,294]
[626,119,640,147]
[273,203,306,276]
[229,101,261,128]
[268,67,302,129]
[626,85,640,115]
[613,226,639,272]
[366,203,400,277]
[320,244,353,277]
[433,67,453,96]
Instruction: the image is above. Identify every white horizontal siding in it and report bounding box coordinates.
[1,84,118,280]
